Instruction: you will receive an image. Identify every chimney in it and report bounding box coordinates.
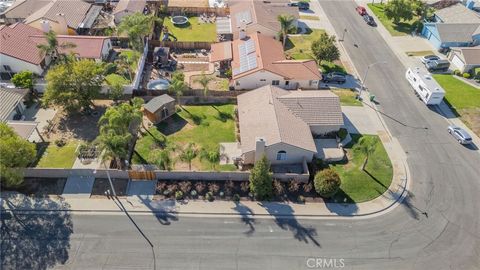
[55,13,68,35]
[40,20,51,33]
[254,137,266,163]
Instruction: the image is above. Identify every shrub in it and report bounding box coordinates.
[205,191,214,202]
[224,68,232,78]
[463,72,471,79]
[190,190,198,197]
[225,180,235,195]
[303,182,313,193]
[219,191,225,198]
[232,193,240,202]
[157,181,167,193]
[453,69,461,76]
[474,67,480,79]
[240,181,249,192]
[54,139,66,147]
[298,195,306,203]
[273,180,286,196]
[288,180,301,193]
[249,155,273,200]
[179,181,192,193]
[338,128,348,141]
[167,183,178,193]
[195,182,206,194]
[314,168,341,198]
[163,190,171,196]
[175,190,184,200]
[208,183,220,194]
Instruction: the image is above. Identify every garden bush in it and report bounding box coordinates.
[54,139,66,147]
[338,128,348,141]
[474,67,480,79]
[232,194,240,202]
[195,182,206,194]
[208,183,220,194]
[314,168,341,198]
[179,181,191,193]
[273,180,286,196]
[298,195,306,203]
[205,191,214,202]
[303,182,313,193]
[463,73,471,79]
[175,190,184,200]
[288,180,301,193]
[190,190,198,197]
[453,69,461,76]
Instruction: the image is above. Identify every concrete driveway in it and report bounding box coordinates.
[342,106,383,135]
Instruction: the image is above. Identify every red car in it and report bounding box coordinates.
[356,6,367,15]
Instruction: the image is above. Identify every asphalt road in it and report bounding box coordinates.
[2,1,480,270]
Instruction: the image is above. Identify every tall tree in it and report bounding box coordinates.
[36,30,76,64]
[384,0,414,24]
[0,123,36,188]
[117,12,158,51]
[249,155,273,200]
[43,59,105,113]
[277,14,297,48]
[169,71,187,105]
[311,32,340,63]
[353,136,377,171]
[195,73,213,96]
[97,98,144,168]
[11,71,34,90]
[179,143,198,171]
[149,148,175,171]
[200,148,220,170]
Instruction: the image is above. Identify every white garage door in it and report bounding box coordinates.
[451,55,466,71]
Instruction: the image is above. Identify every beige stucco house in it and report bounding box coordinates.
[448,47,480,73]
[237,85,344,165]
[210,33,322,90]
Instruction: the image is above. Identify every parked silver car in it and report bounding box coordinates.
[420,55,440,64]
[448,125,472,145]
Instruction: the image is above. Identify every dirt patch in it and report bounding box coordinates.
[4,178,67,195]
[45,100,113,142]
[189,74,229,91]
[91,178,129,196]
[460,108,480,137]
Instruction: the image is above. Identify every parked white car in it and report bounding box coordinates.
[420,55,440,64]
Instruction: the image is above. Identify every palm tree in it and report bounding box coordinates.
[277,14,296,49]
[169,79,186,106]
[195,73,213,96]
[179,143,198,171]
[117,12,158,51]
[354,136,377,171]
[200,148,220,170]
[149,148,174,171]
[97,129,131,169]
[37,30,76,64]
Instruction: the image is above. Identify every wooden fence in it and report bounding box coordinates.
[149,40,212,50]
[167,6,229,16]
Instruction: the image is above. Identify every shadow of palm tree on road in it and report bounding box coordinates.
[232,202,255,236]
[259,202,321,247]
[136,196,178,225]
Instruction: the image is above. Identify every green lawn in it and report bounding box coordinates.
[119,50,141,71]
[332,89,362,106]
[285,29,325,60]
[162,16,217,42]
[329,134,393,203]
[36,141,79,168]
[367,4,418,36]
[300,15,319,21]
[432,74,480,136]
[134,105,236,170]
[105,74,130,85]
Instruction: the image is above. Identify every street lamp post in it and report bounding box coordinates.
[359,61,387,100]
[340,28,347,42]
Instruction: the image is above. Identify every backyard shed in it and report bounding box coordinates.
[142,94,176,124]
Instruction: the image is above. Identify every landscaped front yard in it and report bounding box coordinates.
[36,141,79,168]
[433,74,480,136]
[134,105,236,171]
[162,16,217,42]
[332,89,362,106]
[329,134,393,203]
[367,4,418,36]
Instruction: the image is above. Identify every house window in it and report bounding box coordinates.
[285,80,290,86]
[260,79,266,82]
[276,150,287,161]
[3,65,12,71]
[272,80,280,85]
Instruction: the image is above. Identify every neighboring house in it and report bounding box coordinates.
[142,94,176,124]
[210,33,321,90]
[0,23,50,76]
[229,0,299,39]
[23,0,102,35]
[30,35,113,61]
[422,3,480,49]
[0,23,112,76]
[0,0,51,24]
[0,88,28,122]
[448,46,480,72]
[237,85,344,165]
[112,0,146,24]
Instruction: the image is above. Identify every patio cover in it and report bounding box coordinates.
[210,41,232,62]
[216,17,232,34]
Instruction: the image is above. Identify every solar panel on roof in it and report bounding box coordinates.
[245,39,255,54]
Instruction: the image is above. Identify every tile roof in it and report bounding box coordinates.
[229,33,321,80]
[0,0,50,20]
[0,23,45,65]
[436,23,480,43]
[113,0,146,15]
[30,35,110,59]
[230,0,298,38]
[0,88,28,122]
[24,0,93,29]
[451,46,480,65]
[143,94,175,113]
[210,41,232,62]
[237,85,343,154]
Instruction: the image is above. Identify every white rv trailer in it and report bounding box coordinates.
[405,67,445,105]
